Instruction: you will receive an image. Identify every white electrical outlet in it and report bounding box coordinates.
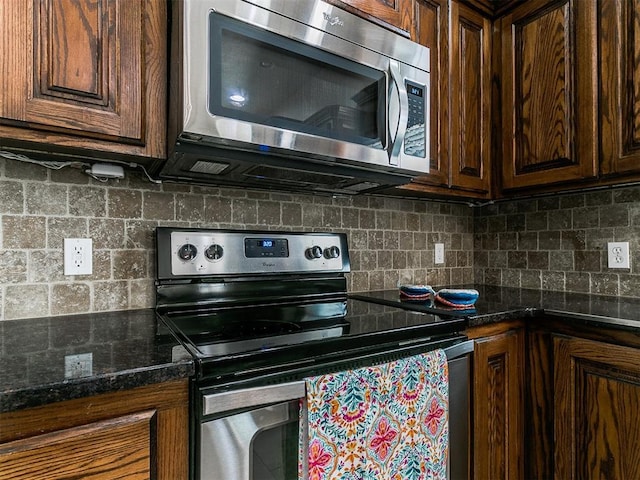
[435,243,445,265]
[64,353,93,379]
[607,241,630,269]
[64,238,93,275]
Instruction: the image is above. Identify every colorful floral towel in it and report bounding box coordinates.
[299,350,449,480]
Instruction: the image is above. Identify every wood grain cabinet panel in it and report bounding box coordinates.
[331,0,414,33]
[0,0,166,159]
[499,0,598,190]
[0,411,155,479]
[554,336,640,480]
[600,0,640,177]
[404,0,449,188]
[473,328,524,480]
[399,0,492,199]
[450,2,491,194]
[0,380,189,480]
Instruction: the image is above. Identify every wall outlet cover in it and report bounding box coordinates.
[607,241,630,269]
[64,353,93,379]
[435,243,445,265]
[64,238,93,275]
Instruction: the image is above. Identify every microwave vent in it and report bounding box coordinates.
[244,164,381,193]
[245,164,351,185]
[190,160,230,175]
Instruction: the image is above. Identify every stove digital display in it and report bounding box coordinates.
[245,238,289,257]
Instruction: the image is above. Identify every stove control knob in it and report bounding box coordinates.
[306,245,323,259]
[205,244,224,260]
[323,246,341,259]
[177,243,197,261]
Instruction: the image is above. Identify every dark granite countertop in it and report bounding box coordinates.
[352,285,640,330]
[0,309,194,414]
[4,286,640,414]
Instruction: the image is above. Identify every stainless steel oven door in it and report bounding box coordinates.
[198,340,474,480]
[200,381,306,480]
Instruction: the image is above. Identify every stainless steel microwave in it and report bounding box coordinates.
[163,0,430,195]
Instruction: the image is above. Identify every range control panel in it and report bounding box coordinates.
[156,228,350,278]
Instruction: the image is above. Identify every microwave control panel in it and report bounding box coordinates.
[405,80,426,158]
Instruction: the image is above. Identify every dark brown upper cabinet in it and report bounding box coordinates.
[0,0,166,161]
[399,0,492,199]
[328,0,414,34]
[499,0,598,191]
[449,2,492,194]
[599,0,640,178]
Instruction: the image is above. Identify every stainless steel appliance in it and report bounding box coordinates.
[163,0,430,194]
[155,228,471,480]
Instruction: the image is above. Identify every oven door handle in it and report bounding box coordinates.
[203,381,306,416]
[444,340,474,360]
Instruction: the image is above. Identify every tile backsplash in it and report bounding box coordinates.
[474,188,640,297]
[3,156,640,321]
[0,158,474,320]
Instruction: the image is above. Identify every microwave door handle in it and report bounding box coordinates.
[388,60,409,166]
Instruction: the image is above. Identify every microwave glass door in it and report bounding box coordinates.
[209,12,386,149]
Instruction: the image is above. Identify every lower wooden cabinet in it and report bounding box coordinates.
[554,336,640,479]
[470,325,525,480]
[0,380,189,480]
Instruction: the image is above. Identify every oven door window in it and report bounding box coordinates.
[200,400,300,480]
[209,12,386,149]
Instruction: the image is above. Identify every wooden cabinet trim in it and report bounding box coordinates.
[500,0,598,191]
[0,0,166,159]
[0,410,156,480]
[600,0,640,177]
[0,380,188,442]
[0,380,189,480]
[554,336,640,480]
[450,2,492,193]
[473,328,525,480]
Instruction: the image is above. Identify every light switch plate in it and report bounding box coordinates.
[435,243,445,265]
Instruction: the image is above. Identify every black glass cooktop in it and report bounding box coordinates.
[159,298,467,381]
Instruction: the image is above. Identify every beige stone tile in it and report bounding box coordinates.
[25,183,67,215]
[143,191,175,221]
[5,284,48,319]
[90,218,126,249]
[93,280,128,311]
[0,181,24,214]
[113,250,147,280]
[69,186,106,218]
[51,283,90,315]
[46,217,87,249]
[28,250,64,283]
[108,189,142,219]
[0,250,28,283]
[3,216,46,249]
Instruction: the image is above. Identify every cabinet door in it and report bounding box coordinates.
[0,381,189,480]
[409,0,450,187]
[450,1,491,194]
[0,411,155,479]
[332,0,413,33]
[555,336,640,479]
[399,0,492,199]
[473,329,524,480]
[600,0,640,176]
[500,0,598,190]
[0,0,166,158]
